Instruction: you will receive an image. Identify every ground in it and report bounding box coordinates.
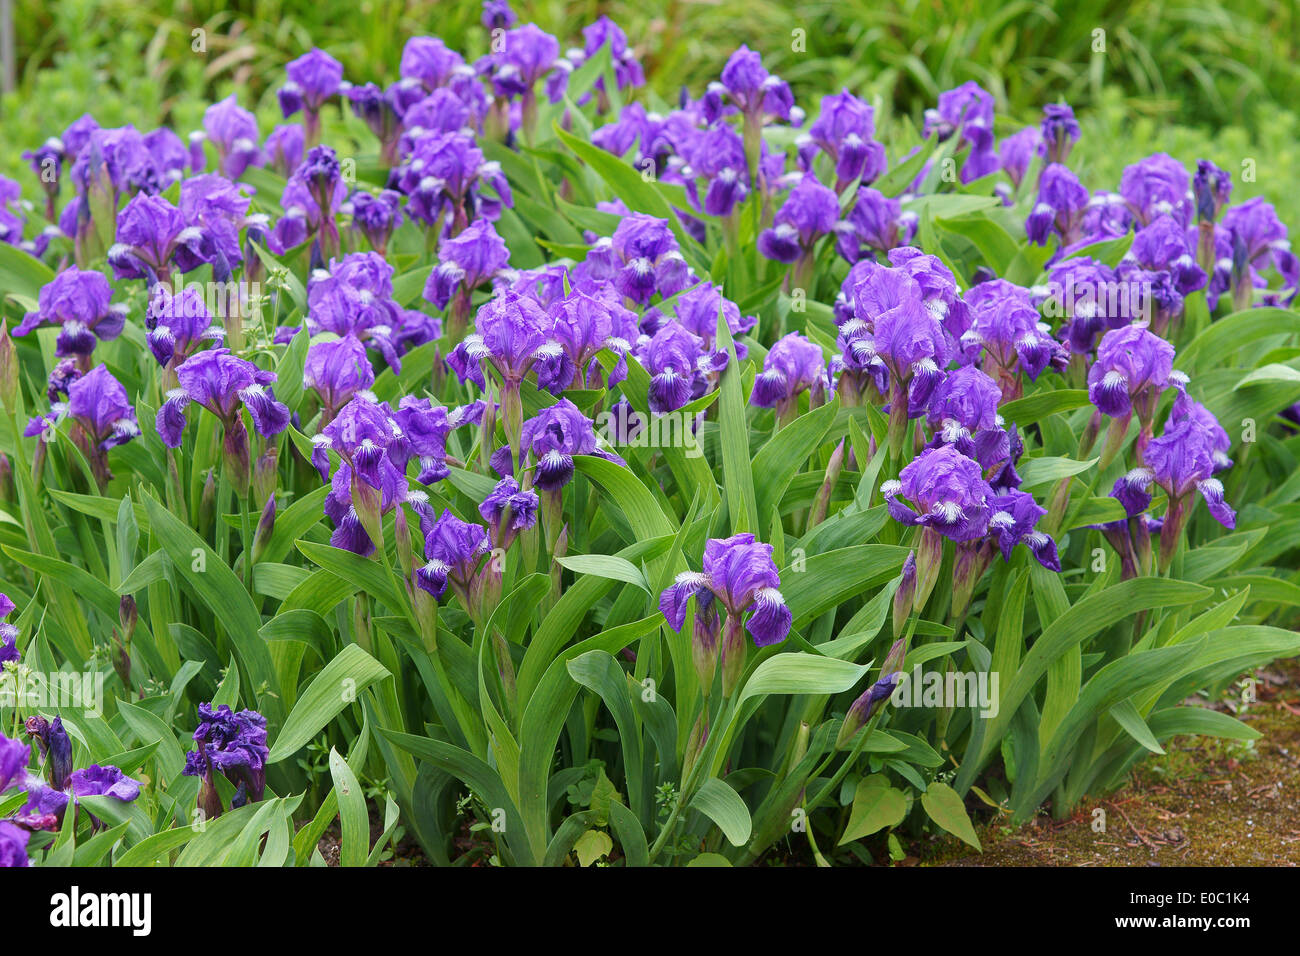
[927,660,1300,867]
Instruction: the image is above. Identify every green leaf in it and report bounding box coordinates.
[839,776,908,844]
[691,778,752,846]
[555,554,648,592]
[573,829,614,866]
[268,644,390,763]
[1109,699,1166,755]
[920,782,981,851]
[329,747,370,868]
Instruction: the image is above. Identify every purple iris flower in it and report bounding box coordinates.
[305,252,405,369]
[25,362,139,453]
[478,475,540,551]
[484,24,559,98]
[271,145,346,257]
[680,123,750,218]
[401,37,465,90]
[1117,215,1207,332]
[417,509,489,603]
[536,287,637,392]
[482,0,516,30]
[108,192,219,283]
[1039,103,1080,165]
[854,264,951,415]
[182,703,268,817]
[278,48,344,143]
[424,219,510,337]
[491,398,623,490]
[799,89,885,191]
[835,187,918,262]
[0,177,30,251]
[1044,256,1134,354]
[1120,153,1193,228]
[0,594,18,669]
[924,365,1003,460]
[758,174,839,267]
[346,83,404,167]
[392,131,510,233]
[964,279,1063,396]
[717,46,795,125]
[12,267,126,358]
[988,488,1060,569]
[888,246,973,350]
[264,123,305,176]
[181,174,255,269]
[577,213,693,305]
[158,349,289,491]
[639,322,706,413]
[0,822,28,867]
[201,95,264,180]
[394,395,483,485]
[671,280,755,361]
[0,728,28,793]
[1219,197,1300,309]
[997,127,1041,194]
[24,715,73,791]
[883,445,994,542]
[923,81,999,183]
[1124,409,1237,570]
[660,532,792,694]
[1086,324,1175,421]
[447,290,552,390]
[1026,163,1091,247]
[346,189,404,256]
[304,335,375,422]
[751,332,827,419]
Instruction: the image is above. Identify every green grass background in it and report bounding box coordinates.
[3,0,1298,219]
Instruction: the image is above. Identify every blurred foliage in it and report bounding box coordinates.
[2,0,1298,217]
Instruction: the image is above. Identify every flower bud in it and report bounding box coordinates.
[0,322,18,411]
[251,494,277,565]
[892,551,916,637]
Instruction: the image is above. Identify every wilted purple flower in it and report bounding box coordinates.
[201,95,264,180]
[12,267,126,358]
[758,175,839,271]
[478,475,539,551]
[417,509,489,602]
[1192,159,1231,227]
[1039,103,1080,165]
[835,187,917,262]
[923,82,998,183]
[182,703,268,817]
[660,533,791,694]
[304,335,374,422]
[751,332,826,418]
[883,445,994,542]
[347,189,403,255]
